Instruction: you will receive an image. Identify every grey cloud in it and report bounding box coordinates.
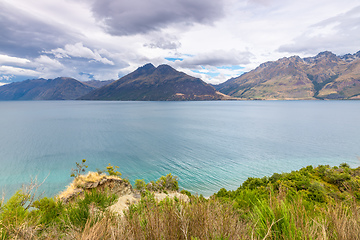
[177,50,253,68]
[90,0,225,35]
[278,5,360,55]
[144,34,181,49]
[0,2,78,58]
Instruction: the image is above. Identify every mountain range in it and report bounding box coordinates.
[0,50,359,101]
[216,51,360,100]
[0,77,96,100]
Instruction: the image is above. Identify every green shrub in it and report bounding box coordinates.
[0,190,29,226]
[135,179,147,192]
[180,189,192,197]
[65,189,117,229]
[31,197,64,227]
[137,173,179,192]
[156,173,179,191]
[105,163,122,177]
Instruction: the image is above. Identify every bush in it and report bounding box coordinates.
[65,188,117,229]
[31,197,64,227]
[156,173,179,191]
[105,163,122,177]
[135,179,147,192]
[0,190,29,227]
[180,189,192,197]
[135,173,179,192]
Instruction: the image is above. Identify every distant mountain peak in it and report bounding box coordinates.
[140,63,156,70]
[316,51,336,57]
[80,63,226,101]
[155,64,178,74]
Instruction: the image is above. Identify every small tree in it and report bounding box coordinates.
[70,159,88,179]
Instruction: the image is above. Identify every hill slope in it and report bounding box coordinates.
[81,80,115,88]
[216,51,360,100]
[0,77,96,100]
[80,63,226,101]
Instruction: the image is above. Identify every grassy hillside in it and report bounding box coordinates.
[1,162,360,239]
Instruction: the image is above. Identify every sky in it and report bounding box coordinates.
[0,0,359,84]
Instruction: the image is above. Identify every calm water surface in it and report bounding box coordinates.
[0,101,359,197]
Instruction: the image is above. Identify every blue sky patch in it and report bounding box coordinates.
[191,69,220,78]
[165,57,183,62]
[217,66,244,70]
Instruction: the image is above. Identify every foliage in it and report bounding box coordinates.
[31,197,64,227]
[0,190,29,227]
[64,188,117,229]
[135,179,147,192]
[156,173,179,191]
[70,159,88,178]
[180,189,192,197]
[135,173,179,193]
[105,163,122,177]
[2,163,360,239]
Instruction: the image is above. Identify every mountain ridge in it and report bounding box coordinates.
[79,63,226,101]
[0,77,97,100]
[216,51,360,100]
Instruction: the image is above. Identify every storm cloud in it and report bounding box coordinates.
[0,2,76,58]
[90,0,225,35]
[176,50,253,69]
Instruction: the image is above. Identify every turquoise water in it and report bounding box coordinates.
[0,100,359,198]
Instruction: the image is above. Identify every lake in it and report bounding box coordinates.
[0,100,359,198]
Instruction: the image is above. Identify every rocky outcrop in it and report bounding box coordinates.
[58,172,190,215]
[58,173,134,204]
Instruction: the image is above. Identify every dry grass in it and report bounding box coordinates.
[74,197,249,240]
[57,172,123,201]
[2,194,360,239]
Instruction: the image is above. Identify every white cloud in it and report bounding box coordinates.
[278,5,360,55]
[0,75,13,82]
[34,55,64,70]
[0,66,39,76]
[0,54,30,65]
[46,43,114,65]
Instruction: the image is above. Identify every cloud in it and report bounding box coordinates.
[90,0,225,35]
[46,43,114,65]
[0,54,30,65]
[34,55,64,69]
[278,5,360,55]
[0,81,9,86]
[0,1,76,58]
[144,34,181,50]
[0,76,13,82]
[0,66,39,76]
[175,50,253,69]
